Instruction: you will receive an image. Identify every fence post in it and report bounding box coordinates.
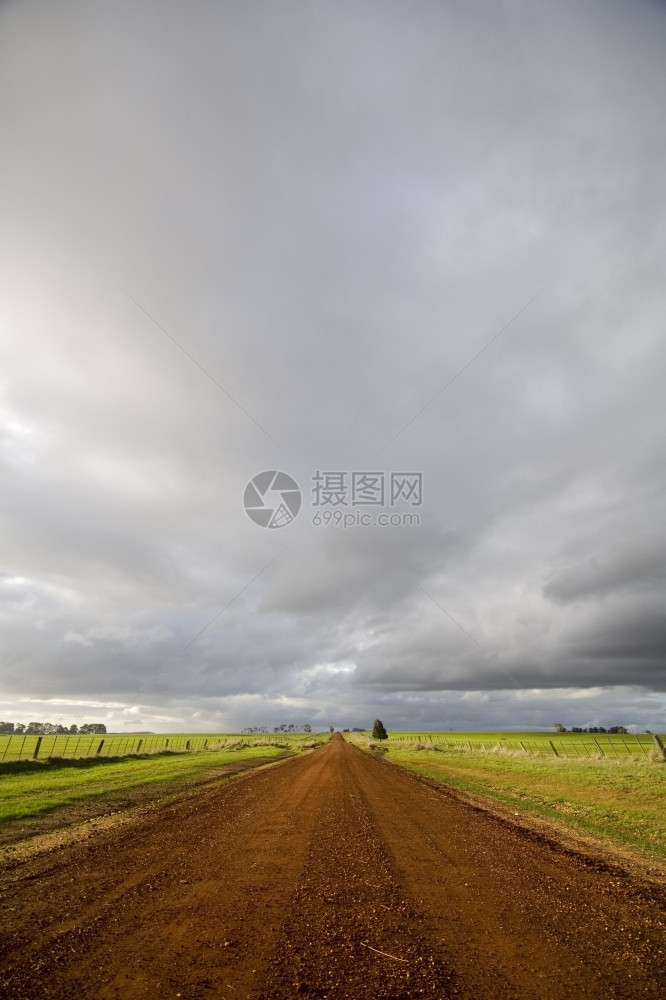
[592,738,604,757]
[33,736,43,759]
[652,734,666,761]
[137,739,143,753]
[186,740,191,750]
[96,739,105,755]
[519,741,527,753]
[549,740,559,757]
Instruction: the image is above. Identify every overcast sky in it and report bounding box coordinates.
[1,0,665,734]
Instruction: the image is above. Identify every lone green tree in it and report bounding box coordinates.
[371,719,388,740]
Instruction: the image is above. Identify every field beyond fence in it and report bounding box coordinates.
[0,731,320,763]
[379,731,665,761]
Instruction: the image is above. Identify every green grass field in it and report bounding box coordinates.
[346,732,666,863]
[0,733,329,835]
[380,730,662,760]
[0,729,322,762]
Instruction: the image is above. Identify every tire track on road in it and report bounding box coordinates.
[1,736,664,1000]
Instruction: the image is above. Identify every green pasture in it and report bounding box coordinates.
[381,730,662,760]
[0,729,322,762]
[0,734,327,831]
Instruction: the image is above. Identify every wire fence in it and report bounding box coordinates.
[384,733,666,761]
[0,732,309,763]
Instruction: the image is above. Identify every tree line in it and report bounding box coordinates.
[0,721,107,735]
[553,723,628,734]
[241,724,314,734]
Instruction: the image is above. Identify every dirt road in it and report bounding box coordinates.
[1,736,664,999]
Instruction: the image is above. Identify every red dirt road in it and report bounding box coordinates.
[1,736,664,999]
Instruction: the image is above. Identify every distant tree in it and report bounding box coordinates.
[303,724,312,733]
[329,725,334,733]
[26,722,46,734]
[371,719,388,740]
[608,726,628,735]
[14,723,25,734]
[553,723,566,733]
[69,724,78,734]
[79,723,107,734]
[0,722,14,734]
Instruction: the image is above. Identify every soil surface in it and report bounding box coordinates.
[1,735,664,999]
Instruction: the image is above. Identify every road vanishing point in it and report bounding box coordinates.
[1,735,664,999]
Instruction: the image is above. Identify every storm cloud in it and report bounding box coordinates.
[1,0,665,733]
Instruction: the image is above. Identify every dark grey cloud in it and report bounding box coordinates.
[1,0,665,733]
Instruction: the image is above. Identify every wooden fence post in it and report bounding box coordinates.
[186,740,191,750]
[549,740,559,757]
[592,738,605,757]
[652,734,666,761]
[96,740,105,755]
[33,736,42,759]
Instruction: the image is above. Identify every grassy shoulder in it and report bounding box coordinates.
[0,743,307,844]
[352,737,666,863]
